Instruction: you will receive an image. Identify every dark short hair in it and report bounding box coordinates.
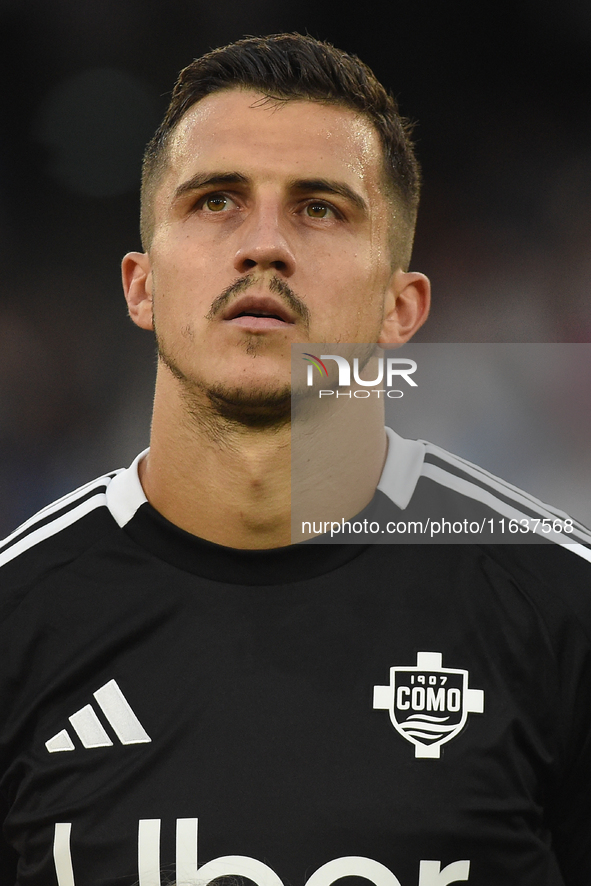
[140,33,421,266]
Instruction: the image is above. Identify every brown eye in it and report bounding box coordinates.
[204,195,229,212]
[306,203,332,219]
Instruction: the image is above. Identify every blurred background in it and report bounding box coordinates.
[1,0,591,534]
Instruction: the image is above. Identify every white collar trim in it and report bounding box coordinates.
[106,429,424,529]
[106,448,149,527]
[377,427,425,510]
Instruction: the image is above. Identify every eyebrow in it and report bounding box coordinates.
[173,172,368,214]
[173,172,250,201]
[287,177,368,214]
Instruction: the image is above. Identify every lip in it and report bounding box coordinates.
[227,315,291,330]
[221,294,296,329]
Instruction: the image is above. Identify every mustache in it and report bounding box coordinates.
[206,275,310,327]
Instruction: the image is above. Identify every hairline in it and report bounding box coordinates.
[140,87,415,268]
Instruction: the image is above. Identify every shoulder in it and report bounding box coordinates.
[378,432,591,667]
[379,428,591,564]
[480,543,591,632]
[0,456,146,617]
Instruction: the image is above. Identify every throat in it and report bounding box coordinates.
[144,384,294,548]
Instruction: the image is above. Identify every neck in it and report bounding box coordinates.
[140,369,387,549]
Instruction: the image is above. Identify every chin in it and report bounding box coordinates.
[205,383,292,429]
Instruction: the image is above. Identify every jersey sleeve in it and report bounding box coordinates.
[489,543,591,884]
[550,728,591,884]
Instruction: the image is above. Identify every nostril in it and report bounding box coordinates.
[234,240,296,276]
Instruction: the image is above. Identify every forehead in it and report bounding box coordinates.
[163,88,386,197]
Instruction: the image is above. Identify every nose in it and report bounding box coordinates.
[233,204,296,277]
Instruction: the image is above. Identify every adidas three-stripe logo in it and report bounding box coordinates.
[46,679,151,753]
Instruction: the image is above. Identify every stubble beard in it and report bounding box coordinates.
[153,273,311,432]
[155,330,292,432]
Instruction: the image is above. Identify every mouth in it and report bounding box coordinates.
[222,294,296,330]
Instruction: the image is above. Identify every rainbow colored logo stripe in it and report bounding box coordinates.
[302,353,329,376]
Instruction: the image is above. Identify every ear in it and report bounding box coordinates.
[121,252,154,331]
[377,270,431,346]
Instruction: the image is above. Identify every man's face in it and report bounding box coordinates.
[126,89,421,414]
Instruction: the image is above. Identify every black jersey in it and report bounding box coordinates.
[1,430,591,886]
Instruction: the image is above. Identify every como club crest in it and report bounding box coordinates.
[373,652,484,758]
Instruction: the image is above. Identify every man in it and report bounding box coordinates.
[1,33,591,886]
